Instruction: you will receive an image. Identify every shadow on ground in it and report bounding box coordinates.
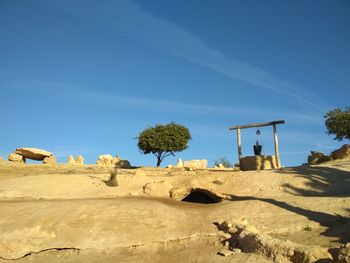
[278,165,350,197]
[224,194,350,245]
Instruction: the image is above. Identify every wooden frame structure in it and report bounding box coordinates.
[229,120,285,167]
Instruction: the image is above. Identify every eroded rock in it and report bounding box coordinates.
[331,144,350,160]
[307,151,331,165]
[8,153,25,163]
[217,220,332,263]
[183,159,208,170]
[143,181,172,197]
[15,148,52,161]
[68,155,76,164]
[43,156,57,164]
[76,155,84,165]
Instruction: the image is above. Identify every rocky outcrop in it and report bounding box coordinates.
[331,144,350,160]
[15,148,52,161]
[8,153,25,163]
[43,156,57,164]
[96,154,131,168]
[96,154,114,165]
[143,181,172,197]
[76,155,84,165]
[183,159,208,170]
[217,220,332,263]
[307,151,332,165]
[67,155,76,164]
[177,158,184,167]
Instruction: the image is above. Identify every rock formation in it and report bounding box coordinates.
[143,181,172,197]
[96,154,131,168]
[331,144,350,160]
[183,159,208,170]
[43,156,57,164]
[15,148,52,161]
[8,153,25,163]
[96,154,114,165]
[307,151,332,165]
[76,155,84,165]
[68,155,76,164]
[177,158,184,167]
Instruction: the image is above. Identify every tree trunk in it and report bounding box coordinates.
[156,157,162,167]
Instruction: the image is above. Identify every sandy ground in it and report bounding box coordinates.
[0,160,349,262]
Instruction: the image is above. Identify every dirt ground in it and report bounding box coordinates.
[0,159,349,262]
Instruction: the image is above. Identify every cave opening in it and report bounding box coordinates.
[181,190,221,204]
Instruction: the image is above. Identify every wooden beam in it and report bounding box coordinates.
[237,128,242,160]
[229,120,285,130]
[273,124,281,168]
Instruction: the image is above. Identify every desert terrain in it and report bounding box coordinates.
[0,159,349,263]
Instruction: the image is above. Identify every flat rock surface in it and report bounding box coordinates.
[0,160,349,262]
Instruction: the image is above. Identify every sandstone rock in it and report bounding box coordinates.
[15,147,52,161]
[0,157,4,162]
[96,155,131,168]
[143,181,172,197]
[177,158,184,167]
[166,164,173,168]
[8,153,24,163]
[76,155,84,165]
[43,156,57,164]
[183,159,208,170]
[217,220,332,263]
[96,154,114,165]
[307,151,331,165]
[331,144,350,160]
[68,155,76,164]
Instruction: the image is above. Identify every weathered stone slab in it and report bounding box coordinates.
[15,147,52,161]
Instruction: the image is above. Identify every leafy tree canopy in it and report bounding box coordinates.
[324,106,350,141]
[137,123,192,167]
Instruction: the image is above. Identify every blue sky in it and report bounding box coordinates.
[0,0,349,167]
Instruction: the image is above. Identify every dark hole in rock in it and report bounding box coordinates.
[181,190,220,204]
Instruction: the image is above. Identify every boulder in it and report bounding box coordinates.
[331,144,350,160]
[76,155,84,165]
[43,156,57,164]
[15,147,52,161]
[8,153,25,163]
[0,157,4,162]
[183,159,208,170]
[307,151,331,165]
[68,155,76,164]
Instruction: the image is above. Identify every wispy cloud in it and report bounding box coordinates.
[7,79,323,125]
[40,0,328,110]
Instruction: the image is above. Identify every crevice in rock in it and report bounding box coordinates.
[0,247,80,260]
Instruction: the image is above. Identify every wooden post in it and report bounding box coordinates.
[273,124,280,168]
[237,128,242,162]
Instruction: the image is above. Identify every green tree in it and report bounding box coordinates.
[137,123,191,167]
[324,106,350,141]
